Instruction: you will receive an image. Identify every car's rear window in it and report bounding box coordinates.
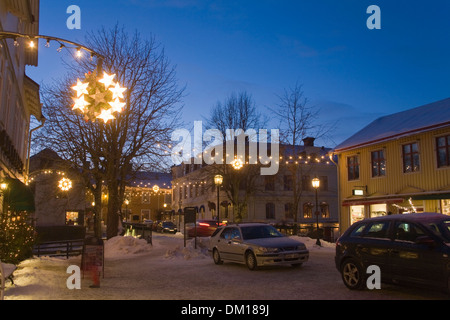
[349,223,367,237]
[240,225,283,240]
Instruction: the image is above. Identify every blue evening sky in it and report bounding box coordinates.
[26,0,450,147]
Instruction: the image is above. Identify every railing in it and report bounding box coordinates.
[33,239,85,259]
[122,222,153,245]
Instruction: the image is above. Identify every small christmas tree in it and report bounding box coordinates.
[0,210,36,265]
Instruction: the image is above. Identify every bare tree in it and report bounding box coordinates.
[269,83,335,229]
[35,25,184,238]
[203,91,266,222]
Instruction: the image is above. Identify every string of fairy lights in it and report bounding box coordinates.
[0,31,127,123]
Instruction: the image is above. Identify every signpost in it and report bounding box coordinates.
[81,237,104,288]
[184,207,197,248]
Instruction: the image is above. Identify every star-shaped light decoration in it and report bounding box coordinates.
[99,72,116,89]
[231,158,244,170]
[72,96,89,112]
[72,79,89,97]
[89,88,110,106]
[109,82,127,100]
[97,108,116,123]
[70,70,127,123]
[109,98,126,113]
[58,178,72,191]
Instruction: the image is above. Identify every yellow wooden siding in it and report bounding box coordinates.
[337,126,450,230]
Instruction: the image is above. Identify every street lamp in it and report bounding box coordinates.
[311,177,321,246]
[124,199,129,222]
[214,175,223,225]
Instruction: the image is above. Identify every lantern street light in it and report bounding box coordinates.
[214,175,223,225]
[124,199,129,222]
[311,177,321,246]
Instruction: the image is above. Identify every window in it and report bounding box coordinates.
[264,176,275,191]
[141,209,150,219]
[320,202,329,218]
[363,222,390,239]
[265,203,275,219]
[402,142,420,173]
[0,54,4,103]
[319,176,328,191]
[437,135,450,168]
[303,202,313,219]
[284,203,294,220]
[350,223,368,237]
[347,155,359,180]
[142,192,150,204]
[371,150,386,177]
[302,175,311,191]
[394,222,425,242]
[2,73,12,128]
[221,227,241,240]
[350,205,365,225]
[283,175,293,191]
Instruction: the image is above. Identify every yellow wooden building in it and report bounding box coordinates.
[333,98,450,232]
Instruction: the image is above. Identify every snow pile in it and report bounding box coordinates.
[164,237,210,260]
[104,236,152,259]
[297,236,335,251]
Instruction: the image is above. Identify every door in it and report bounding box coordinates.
[389,221,446,287]
[357,221,392,281]
[217,227,244,261]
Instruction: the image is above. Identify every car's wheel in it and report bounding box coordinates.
[245,251,258,271]
[341,258,365,290]
[212,248,223,265]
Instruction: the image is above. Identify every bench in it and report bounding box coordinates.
[0,261,16,300]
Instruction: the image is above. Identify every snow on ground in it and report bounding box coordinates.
[3,233,333,300]
[4,233,445,300]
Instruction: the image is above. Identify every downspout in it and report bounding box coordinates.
[328,151,341,238]
[25,114,46,184]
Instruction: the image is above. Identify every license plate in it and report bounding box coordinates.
[285,254,298,259]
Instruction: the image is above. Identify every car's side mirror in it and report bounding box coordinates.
[231,236,242,243]
[415,236,436,248]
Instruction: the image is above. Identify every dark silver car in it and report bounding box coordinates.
[209,223,309,270]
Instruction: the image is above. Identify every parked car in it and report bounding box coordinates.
[335,212,450,293]
[187,220,220,237]
[156,221,177,234]
[209,223,309,270]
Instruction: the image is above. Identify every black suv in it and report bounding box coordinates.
[335,212,450,292]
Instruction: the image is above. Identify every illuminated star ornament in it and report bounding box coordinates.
[58,178,72,191]
[71,70,127,123]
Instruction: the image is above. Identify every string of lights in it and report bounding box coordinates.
[0,31,104,61]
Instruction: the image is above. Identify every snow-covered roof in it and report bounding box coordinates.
[334,98,450,152]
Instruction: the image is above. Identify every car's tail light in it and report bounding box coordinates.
[198,223,210,227]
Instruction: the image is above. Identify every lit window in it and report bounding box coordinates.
[402,142,420,173]
[371,150,386,177]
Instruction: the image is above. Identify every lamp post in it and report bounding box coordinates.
[312,177,321,246]
[124,199,129,222]
[214,175,223,226]
[1,182,8,215]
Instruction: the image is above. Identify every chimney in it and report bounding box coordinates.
[302,137,315,147]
